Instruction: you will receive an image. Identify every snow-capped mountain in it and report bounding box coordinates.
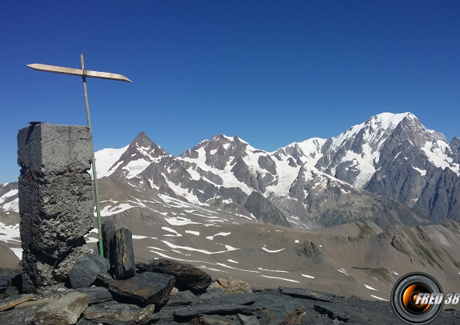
[2,112,460,230]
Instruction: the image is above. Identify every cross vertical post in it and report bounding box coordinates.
[80,54,104,257]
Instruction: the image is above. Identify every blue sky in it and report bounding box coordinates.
[1,1,459,183]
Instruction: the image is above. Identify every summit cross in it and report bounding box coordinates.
[27,54,132,256]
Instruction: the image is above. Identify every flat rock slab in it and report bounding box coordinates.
[237,313,260,325]
[0,294,36,311]
[109,271,175,307]
[83,301,155,325]
[136,259,212,293]
[173,304,259,321]
[74,287,113,304]
[167,290,201,307]
[191,314,241,325]
[15,298,56,309]
[314,304,350,322]
[278,287,334,302]
[31,291,89,325]
[210,292,256,306]
[251,292,308,325]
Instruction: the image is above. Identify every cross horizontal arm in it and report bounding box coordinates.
[27,63,132,83]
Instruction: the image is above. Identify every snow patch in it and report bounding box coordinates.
[92,145,129,178]
[161,227,182,237]
[2,197,18,213]
[258,267,289,273]
[364,284,377,291]
[262,246,285,253]
[371,295,389,301]
[412,166,427,176]
[206,232,231,240]
[0,222,20,243]
[164,216,201,226]
[260,275,300,283]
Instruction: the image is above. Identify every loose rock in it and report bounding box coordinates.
[279,286,334,302]
[83,301,155,325]
[108,271,175,307]
[74,287,113,305]
[136,259,212,293]
[208,276,252,295]
[31,291,89,325]
[237,313,260,325]
[314,304,350,322]
[113,228,135,280]
[68,256,100,289]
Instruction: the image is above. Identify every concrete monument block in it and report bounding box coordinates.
[18,123,94,292]
[17,123,93,174]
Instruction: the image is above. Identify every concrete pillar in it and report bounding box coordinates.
[17,123,95,292]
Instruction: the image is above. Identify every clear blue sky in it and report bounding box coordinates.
[1,1,459,183]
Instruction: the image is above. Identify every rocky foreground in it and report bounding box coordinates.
[1,259,460,325]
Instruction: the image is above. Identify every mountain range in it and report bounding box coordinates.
[90,112,460,228]
[1,111,460,300]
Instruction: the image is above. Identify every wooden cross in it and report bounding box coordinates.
[27,54,132,256]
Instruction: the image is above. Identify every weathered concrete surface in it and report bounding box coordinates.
[17,124,93,173]
[18,124,94,292]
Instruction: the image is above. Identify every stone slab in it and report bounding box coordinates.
[109,271,175,307]
[31,291,89,325]
[278,286,334,302]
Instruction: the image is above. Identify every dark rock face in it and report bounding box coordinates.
[244,192,291,228]
[108,271,175,307]
[136,259,211,293]
[113,228,135,280]
[412,168,460,223]
[17,124,94,292]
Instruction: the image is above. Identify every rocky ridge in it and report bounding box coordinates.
[1,261,460,325]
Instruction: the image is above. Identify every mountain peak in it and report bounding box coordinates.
[133,131,155,147]
[370,112,414,129]
[210,134,249,145]
[128,132,169,158]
